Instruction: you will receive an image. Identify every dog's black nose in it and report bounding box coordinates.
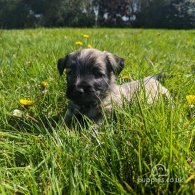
[75,87,85,95]
[75,82,93,95]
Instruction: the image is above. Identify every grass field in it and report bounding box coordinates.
[0,28,194,194]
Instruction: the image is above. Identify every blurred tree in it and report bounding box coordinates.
[134,0,171,28]
[0,0,194,28]
[0,0,29,28]
[28,0,95,27]
[41,0,65,26]
[0,0,95,28]
[62,0,95,27]
[97,0,137,27]
[134,0,195,29]
[167,0,195,29]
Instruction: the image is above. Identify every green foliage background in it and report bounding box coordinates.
[0,0,195,29]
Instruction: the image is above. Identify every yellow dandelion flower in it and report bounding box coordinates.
[87,44,93,48]
[83,34,89,38]
[75,41,83,46]
[40,81,48,88]
[19,99,34,106]
[186,95,195,105]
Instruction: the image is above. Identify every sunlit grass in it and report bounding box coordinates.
[0,28,194,194]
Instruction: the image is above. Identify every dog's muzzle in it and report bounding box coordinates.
[75,81,94,95]
[67,83,100,105]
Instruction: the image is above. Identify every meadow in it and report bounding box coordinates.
[0,28,194,194]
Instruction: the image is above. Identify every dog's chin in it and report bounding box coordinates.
[74,98,98,106]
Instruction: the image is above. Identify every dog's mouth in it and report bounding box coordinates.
[67,90,101,105]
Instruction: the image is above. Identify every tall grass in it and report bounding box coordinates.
[0,28,194,194]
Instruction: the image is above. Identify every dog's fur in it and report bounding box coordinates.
[58,48,171,125]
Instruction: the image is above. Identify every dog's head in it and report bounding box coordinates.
[57,48,124,105]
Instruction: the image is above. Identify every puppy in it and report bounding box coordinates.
[57,48,171,125]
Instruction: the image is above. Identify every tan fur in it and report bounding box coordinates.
[103,78,171,112]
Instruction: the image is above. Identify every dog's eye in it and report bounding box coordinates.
[66,68,72,74]
[94,72,104,78]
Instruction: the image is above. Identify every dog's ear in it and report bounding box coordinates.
[57,55,68,76]
[106,52,125,75]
